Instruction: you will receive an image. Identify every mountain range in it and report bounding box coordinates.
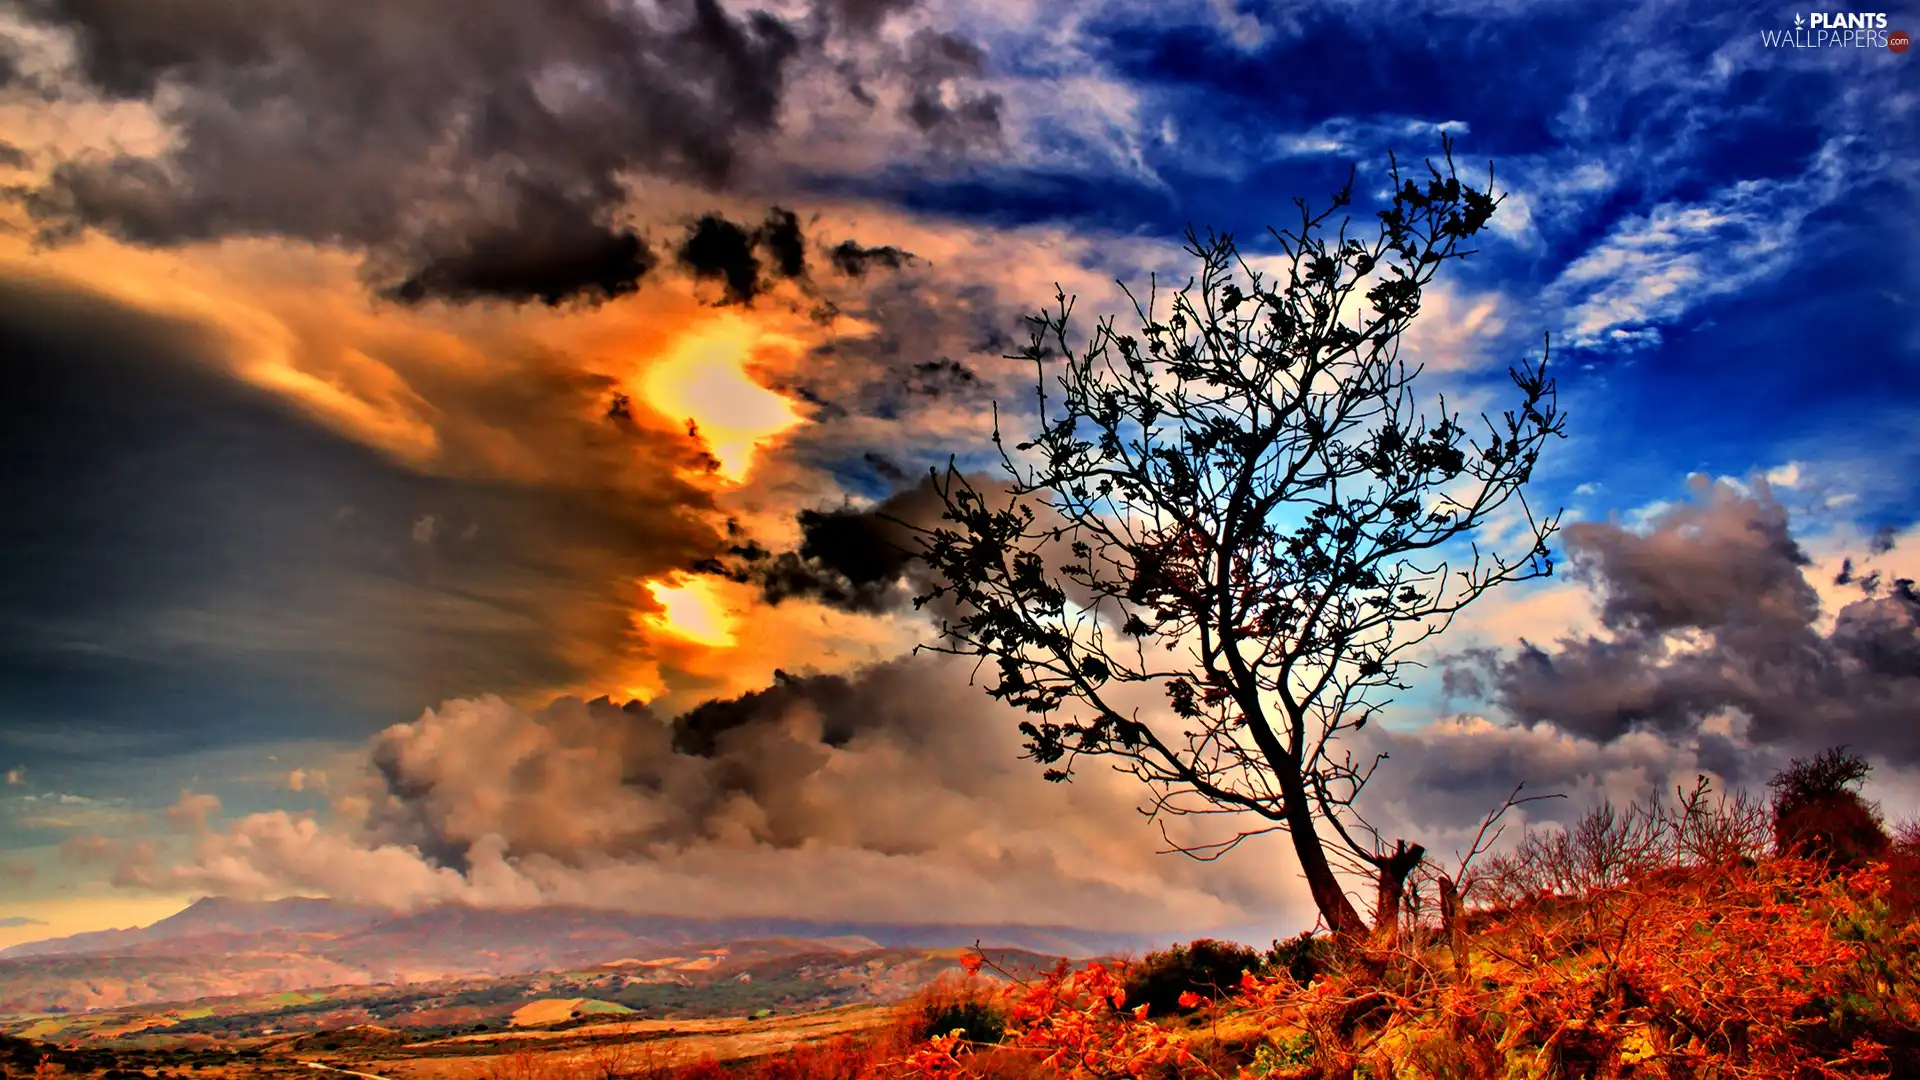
[0,897,1159,1016]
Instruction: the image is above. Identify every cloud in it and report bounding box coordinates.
[716,475,947,613]
[0,915,47,928]
[287,768,326,794]
[60,832,115,862]
[1548,140,1851,349]
[139,648,1901,933]
[139,657,1325,931]
[6,0,1000,305]
[1459,477,1920,764]
[0,191,1190,727]
[4,791,138,832]
[162,789,220,833]
[828,239,916,277]
[1348,713,1751,857]
[1267,115,1470,160]
[677,208,811,306]
[0,276,766,717]
[384,183,659,308]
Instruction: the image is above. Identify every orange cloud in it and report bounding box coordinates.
[0,176,1222,715]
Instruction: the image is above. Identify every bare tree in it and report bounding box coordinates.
[911,138,1565,940]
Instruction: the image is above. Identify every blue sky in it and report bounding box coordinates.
[0,0,1914,941]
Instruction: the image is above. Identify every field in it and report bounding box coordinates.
[2,1004,899,1080]
[359,1006,897,1080]
[0,946,1080,1080]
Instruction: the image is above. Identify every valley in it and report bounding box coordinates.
[0,898,1117,1078]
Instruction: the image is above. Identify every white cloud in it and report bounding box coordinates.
[1764,461,1802,488]
[1549,139,1852,349]
[3,791,138,832]
[1268,116,1471,160]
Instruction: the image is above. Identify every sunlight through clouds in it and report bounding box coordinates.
[640,318,805,483]
[643,577,737,649]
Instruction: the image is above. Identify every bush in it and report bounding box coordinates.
[1260,931,1329,987]
[916,999,1005,1045]
[1121,938,1263,1017]
[1769,747,1891,870]
[1892,820,1920,923]
[905,974,1006,1045]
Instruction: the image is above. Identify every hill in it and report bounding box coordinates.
[0,944,1080,1045]
[0,898,1157,1017]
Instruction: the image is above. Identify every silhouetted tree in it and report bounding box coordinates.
[912,138,1564,940]
[1769,746,1890,870]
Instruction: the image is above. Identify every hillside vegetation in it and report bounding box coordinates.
[482,751,1918,1080]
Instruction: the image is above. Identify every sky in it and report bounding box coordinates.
[0,0,1916,949]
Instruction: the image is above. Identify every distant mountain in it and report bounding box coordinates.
[2,897,1152,963]
[0,896,390,960]
[2,942,1081,1045]
[0,897,1165,1016]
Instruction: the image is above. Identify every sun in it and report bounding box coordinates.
[643,577,736,648]
[642,318,803,482]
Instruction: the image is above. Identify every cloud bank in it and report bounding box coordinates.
[134,657,1318,931]
[1451,478,1920,766]
[6,0,1002,304]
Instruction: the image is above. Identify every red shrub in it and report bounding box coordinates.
[1891,820,1920,922]
[1769,747,1892,870]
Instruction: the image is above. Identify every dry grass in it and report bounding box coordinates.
[362,1006,897,1080]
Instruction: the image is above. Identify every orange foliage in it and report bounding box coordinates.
[471,788,1919,1080]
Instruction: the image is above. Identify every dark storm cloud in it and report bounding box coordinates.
[1468,479,1920,763]
[9,0,998,304]
[758,208,807,279]
[828,239,916,277]
[677,207,810,305]
[900,29,1004,153]
[386,182,658,308]
[0,278,728,759]
[713,478,946,613]
[905,357,982,397]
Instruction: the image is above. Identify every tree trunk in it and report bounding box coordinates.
[1437,874,1469,985]
[1280,769,1369,938]
[1371,840,1426,946]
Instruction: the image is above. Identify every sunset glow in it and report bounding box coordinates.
[642,321,803,482]
[644,577,736,648]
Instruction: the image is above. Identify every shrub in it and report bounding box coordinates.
[1770,747,1891,869]
[904,974,1006,1045]
[915,1000,1005,1045]
[1893,820,1920,922]
[1120,938,1263,1017]
[1260,931,1329,987]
